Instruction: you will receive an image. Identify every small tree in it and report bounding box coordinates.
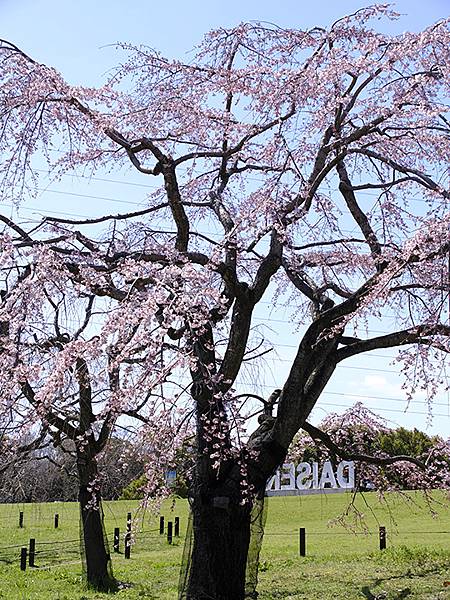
[1,6,450,598]
[0,246,196,589]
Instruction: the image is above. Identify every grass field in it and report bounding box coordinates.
[0,491,448,599]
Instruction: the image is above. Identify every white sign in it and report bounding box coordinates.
[266,460,355,492]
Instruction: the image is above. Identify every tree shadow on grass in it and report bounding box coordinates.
[361,565,448,600]
[360,564,445,600]
[361,584,411,599]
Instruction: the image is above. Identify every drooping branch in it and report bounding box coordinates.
[349,148,450,198]
[302,421,426,469]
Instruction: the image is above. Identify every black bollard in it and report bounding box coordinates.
[114,528,120,553]
[125,532,131,559]
[299,527,306,557]
[379,526,386,550]
[20,547,27,571]
[28,539,35,567]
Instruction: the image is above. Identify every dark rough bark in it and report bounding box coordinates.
[77,451,116,591]
[186,494,253,600]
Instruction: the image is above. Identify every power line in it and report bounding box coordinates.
[36,187,148,207]
[34,167,443,206]
[158,381,450,420]
[322,390,450,410]
[33,185,434,235]
[315,401,450,419]
[3,189,433,258]
[35,168,159,190]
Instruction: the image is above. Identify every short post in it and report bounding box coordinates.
[379,526,386,550]
[124,512,132,558]
[167,521,173,544]
[20,547,27,571]
[299,527,306,557]
[19,511,24,528]
[28,539,35,567]
[159,516,164,535]
[54,513,59,529]
[174,516,180,537]
[113,528,120,553]
[124,532,131,559]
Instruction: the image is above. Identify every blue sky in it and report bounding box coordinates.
[3,0,449,85]
[2,0,450,437]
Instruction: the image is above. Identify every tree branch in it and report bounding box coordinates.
[302,421,426,469]
[335,324,450,362]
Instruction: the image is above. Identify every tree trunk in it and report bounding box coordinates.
[77,451,116,591]
[185,493,254,600]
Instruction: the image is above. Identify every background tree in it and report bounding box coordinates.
[287,403,450,492]
[0,443,76,503]
[1,6,450,599]
[0,434,146,502]
[98,435,146,500]
[120,434,196,499]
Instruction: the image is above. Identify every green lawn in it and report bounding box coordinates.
[0,491,448,599]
